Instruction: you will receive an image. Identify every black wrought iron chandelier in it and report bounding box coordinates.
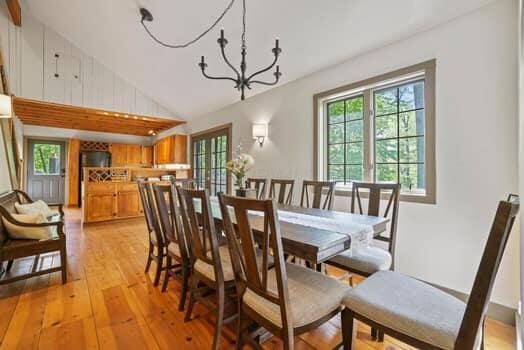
[140,0,282,100]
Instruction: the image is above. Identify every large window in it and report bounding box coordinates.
[315,60,435,203]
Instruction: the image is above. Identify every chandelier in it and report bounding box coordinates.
[140,0,282,100]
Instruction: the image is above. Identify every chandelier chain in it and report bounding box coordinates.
[140,0,236,49]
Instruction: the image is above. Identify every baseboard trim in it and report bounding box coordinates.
[433,284,516,325]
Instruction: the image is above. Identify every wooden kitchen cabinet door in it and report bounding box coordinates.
[117,190,142,218]
[110,143,128,166]
[141,146,153,166]
[126,144,142,165]
[85,192,115,222]
[173,135,187,163]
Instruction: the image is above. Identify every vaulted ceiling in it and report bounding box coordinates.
[23,0,495,120]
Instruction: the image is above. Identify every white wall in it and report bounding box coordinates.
[185,0,520,308]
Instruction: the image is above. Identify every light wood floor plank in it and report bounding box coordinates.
[0,209,516,349]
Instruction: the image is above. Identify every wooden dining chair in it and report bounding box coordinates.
[137,180,166,286]
[173,178,195,190]
[269,179,295,205]
[218,193,350,350]
[246,178,267,199]
[176,187,236,350]
[152,183,191,310]
[327,182,400,280]
[341,196,519,350]
[300,180,335,210]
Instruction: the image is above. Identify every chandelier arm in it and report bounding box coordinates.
[220,44,241,80]
[248,78,280,86]
[246,54,278,82]
[200,69,239,85]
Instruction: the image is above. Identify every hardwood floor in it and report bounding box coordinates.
[0,209,517,349]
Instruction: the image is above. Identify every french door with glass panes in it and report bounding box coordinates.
[191,126,231,196]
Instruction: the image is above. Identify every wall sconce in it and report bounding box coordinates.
[0,94,12,118]
[252,123,268,146]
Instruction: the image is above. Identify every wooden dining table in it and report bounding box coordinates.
[203,198,389,264]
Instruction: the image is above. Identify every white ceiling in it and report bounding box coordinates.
[23,0,495,120]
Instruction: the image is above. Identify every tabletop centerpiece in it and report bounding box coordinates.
[226,147,254,197]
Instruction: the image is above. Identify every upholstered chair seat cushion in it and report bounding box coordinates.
[167,242,181,257]
[329,246,392,274]
[194,245,235,282]
[343,270,466,349]
[149,231,163,246]
[243,262,350,328]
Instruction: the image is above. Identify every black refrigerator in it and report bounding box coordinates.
[79,151,111,206]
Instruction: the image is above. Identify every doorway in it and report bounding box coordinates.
[191,124,232,196]
[26,139,66,203]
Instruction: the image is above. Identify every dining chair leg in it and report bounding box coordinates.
[5,259,13,272]
[282,330,293,350]
[184,275,198,322]
[212,284,225,350]
[178,266,190,311]
[342,308,355,350]
[60,245,67,284]
[153,254,163,287]
[161,256,172,292]
[145,243,153,273]
[236,302,245,350]
[370,327,377,339]
[377,330,384,342]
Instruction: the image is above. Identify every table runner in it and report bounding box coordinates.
[207,197,373,254]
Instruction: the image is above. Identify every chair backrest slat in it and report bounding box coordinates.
[152,183,189,262]
[300,180,335,210]
[246,178,268,199]
[177,187,224,281]
[218,193,293,332]
[455,197,519,349]
[269,179,295,205]
[138,180,165,248]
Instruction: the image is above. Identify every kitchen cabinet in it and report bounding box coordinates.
[85,191,115,222]
[110,143,128,166]
[154,134,187,165]
[173,134,187,163]
[110,143,152,166]
[116,183,142,218]
[126,144,142,165]
[141,146,153,166]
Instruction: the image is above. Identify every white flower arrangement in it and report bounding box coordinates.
[226,153,254,189]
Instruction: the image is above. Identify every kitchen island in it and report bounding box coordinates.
[82,167,189,224]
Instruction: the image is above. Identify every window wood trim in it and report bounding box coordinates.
[313,59,436,204]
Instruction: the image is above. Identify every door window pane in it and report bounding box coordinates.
[33,143,61,175]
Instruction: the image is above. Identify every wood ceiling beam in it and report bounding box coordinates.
[5,0,21,27]
[12,96,185,136]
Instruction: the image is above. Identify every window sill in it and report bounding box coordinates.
[333,185,436,205]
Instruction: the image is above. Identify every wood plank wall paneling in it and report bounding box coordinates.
[67,138,80,207]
